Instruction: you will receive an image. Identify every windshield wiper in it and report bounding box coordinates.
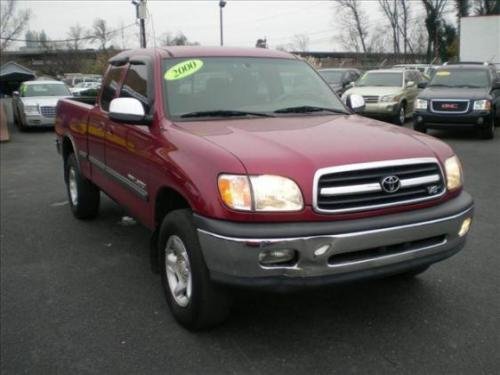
[180,110,274,118]
[274,105,348,115]
[455,85,483,88]
[428,84,452,88]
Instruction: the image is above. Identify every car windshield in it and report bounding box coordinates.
[357,72,403,87]
[429,69,490,88]
[162,57,347,119]
[22,83,70,97]
[318,70,344,84]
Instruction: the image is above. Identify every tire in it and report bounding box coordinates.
[413,120,427,133]
[393,103,406,126]
[159,209,230,330]
[393,265,430,278]
[65,153,100,219]
[478,115,495,140]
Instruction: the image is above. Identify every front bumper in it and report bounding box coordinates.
[414,110,492,129]
[24,114,55,127]
[195,192,473,289]
[362,102,399,117]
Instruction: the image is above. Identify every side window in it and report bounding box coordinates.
[120,64,150,113]
[100,66,125,112]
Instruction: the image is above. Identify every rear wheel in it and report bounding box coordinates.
[159,209,230,330]
[65,153,100,219]
[393,103,406,126]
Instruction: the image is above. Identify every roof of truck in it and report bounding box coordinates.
[111,47,296,63]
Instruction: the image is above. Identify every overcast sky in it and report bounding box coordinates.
[14,0,443,51]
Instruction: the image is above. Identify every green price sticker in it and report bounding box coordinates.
[165,59,204,81]
[436,71,450,76]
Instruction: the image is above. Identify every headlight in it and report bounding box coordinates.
[218,174,303,212]
[24,105,39,115]
[444,155,463,191]
[415,98,428,110]
[473,100,491,111]
[380,94,400,103]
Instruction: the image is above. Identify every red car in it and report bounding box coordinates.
[55,47,473,329]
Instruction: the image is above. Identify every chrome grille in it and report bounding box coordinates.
[362,95,379,104]
[313,158,446,213]
[430,99,469,114]
[40,106,56,118]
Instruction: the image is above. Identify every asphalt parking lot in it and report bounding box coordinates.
[1,122,499,374]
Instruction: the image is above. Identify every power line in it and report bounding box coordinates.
[0,23,136,43]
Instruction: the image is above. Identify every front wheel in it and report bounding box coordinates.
[413,120,427,133]
[159,209,230,330]
[393,104,406,126]
[478,116,495,140]
[65,153,100,219]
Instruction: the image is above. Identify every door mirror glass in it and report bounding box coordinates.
[345,94,365,113]
[109,97,149,125]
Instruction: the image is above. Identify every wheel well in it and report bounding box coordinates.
[401,99,407,108]
[62,137,74,164]
[154,187,190,227]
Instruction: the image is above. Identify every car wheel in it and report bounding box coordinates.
[65,153,100,219]
[413,120,427,133]
[393,103,406,126]
[159,209,230,330]
[478,115,495,140]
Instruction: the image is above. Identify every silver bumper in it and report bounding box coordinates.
[24,114,55,127]
[197,204,473,285]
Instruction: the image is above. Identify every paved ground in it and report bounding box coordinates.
[1,122,499,374]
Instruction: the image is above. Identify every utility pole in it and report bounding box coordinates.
[132,0,147,48]
[219,1,227,46]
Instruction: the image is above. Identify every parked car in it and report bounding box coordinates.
[342,69,426,125]
[393,64,439,79]
[62,74,101,88]
[12,80,72,130]
[70,81,101,96]
[413,63,500,139]
[55,47,473,329]
[318,68,362,96]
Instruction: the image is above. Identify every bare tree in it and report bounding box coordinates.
[67,24,84,50]
[0,0,31,51]
[292,34,310,51]
[422,0,449,62]
[88,18,114,50]
[159,32,199,46]
[472,0,500,14]
[335,0,369,53]
[378,0,401,53]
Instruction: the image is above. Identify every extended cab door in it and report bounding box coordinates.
[103,60,156,226]
[87,64,126,189]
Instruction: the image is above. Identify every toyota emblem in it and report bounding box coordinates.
[381,175,401,193]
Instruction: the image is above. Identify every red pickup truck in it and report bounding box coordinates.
[55,47,473,329]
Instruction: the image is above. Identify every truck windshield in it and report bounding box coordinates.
[429,69,490,88]
[357,72,403,87]
[162,57,347,119]
[22,84,71,97]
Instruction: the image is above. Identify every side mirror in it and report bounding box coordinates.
[343,81,353,88]
[406,81,416,88]
[345,94,365,113]
[418,82,428,89]
[109,97,150,125]
[12,91,19,97]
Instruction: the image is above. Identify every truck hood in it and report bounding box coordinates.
[21,96,69,107]
[344,86,403,97]
[418,87,490,100]
[174,115,450,204]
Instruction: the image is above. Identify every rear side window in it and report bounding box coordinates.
[120,64,150,113]
[100,66,125,111]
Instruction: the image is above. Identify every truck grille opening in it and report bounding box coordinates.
[328,235,446,266]
[40,106,56,118]
[315,159,445,213]
[430,100,469,114]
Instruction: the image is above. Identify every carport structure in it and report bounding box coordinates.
[0,61,35,97]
